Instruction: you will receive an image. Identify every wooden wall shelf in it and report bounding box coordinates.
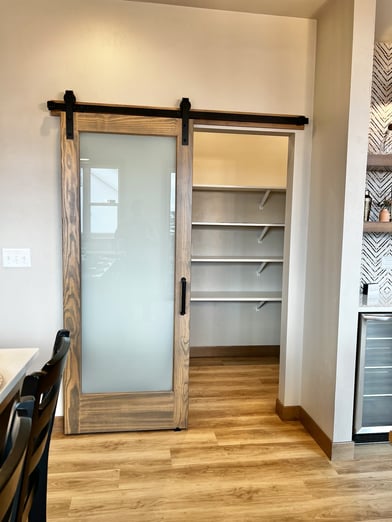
[190,183,285,350]
[363,221,392,233]
[367,154,392,170]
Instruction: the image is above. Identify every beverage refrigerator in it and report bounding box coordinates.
[354,313,392,442]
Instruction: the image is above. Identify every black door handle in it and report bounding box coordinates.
[180,277,186,315]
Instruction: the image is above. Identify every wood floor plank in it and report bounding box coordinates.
[48,469,120,495]
[47,356,392,521]
[118,456,336,487]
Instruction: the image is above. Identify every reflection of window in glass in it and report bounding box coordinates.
[170,171,176,236]
[81,167,119,235]
[90,168,118,234]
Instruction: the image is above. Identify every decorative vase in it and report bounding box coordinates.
[379,208,390,222]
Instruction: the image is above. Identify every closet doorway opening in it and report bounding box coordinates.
[189,127,290,373]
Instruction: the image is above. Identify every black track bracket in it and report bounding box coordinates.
[64,90,76,140]
[180,97,191,146]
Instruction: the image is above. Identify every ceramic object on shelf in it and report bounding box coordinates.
[379,208,390,222]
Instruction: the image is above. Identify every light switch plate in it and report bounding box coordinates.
[2,248,31,268]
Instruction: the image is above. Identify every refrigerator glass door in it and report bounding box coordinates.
[354,314,392,438]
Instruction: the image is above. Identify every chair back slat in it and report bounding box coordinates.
[0,409,32,522]
[16,330,70,522]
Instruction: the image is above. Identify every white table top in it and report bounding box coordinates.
[0,348,39,403]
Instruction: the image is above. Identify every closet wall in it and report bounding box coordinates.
[190,131,288,356]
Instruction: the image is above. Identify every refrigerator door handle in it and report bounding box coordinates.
[361,314,392,321]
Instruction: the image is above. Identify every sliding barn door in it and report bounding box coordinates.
[60,112,192,434]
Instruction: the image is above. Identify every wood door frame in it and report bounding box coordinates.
[190,122,296,400]
[59,112,192,434]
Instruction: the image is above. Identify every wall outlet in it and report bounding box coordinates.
[2,248,31,268]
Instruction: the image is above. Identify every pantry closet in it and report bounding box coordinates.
[190,129,289,358]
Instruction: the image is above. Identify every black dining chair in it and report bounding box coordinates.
[16,329,70,522]
[0,404,32,522]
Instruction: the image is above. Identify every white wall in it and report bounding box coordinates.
[1,0,316,415]
[301,0,376,443]
[193,133,288,188]
[334,0,376,443]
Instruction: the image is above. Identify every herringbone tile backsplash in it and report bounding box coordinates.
[368,43,392,153]
[361,43,392,296]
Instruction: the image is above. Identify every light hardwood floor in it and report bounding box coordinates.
[47,357,392,521]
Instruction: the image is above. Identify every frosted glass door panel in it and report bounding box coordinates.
[80,133,176,393]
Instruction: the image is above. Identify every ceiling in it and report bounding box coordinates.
[129,0,329,19]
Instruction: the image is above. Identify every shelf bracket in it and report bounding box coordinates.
[259,190,271,210]
[256,261,267,275]
[258,226,270,243]
[256,301,266,311]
